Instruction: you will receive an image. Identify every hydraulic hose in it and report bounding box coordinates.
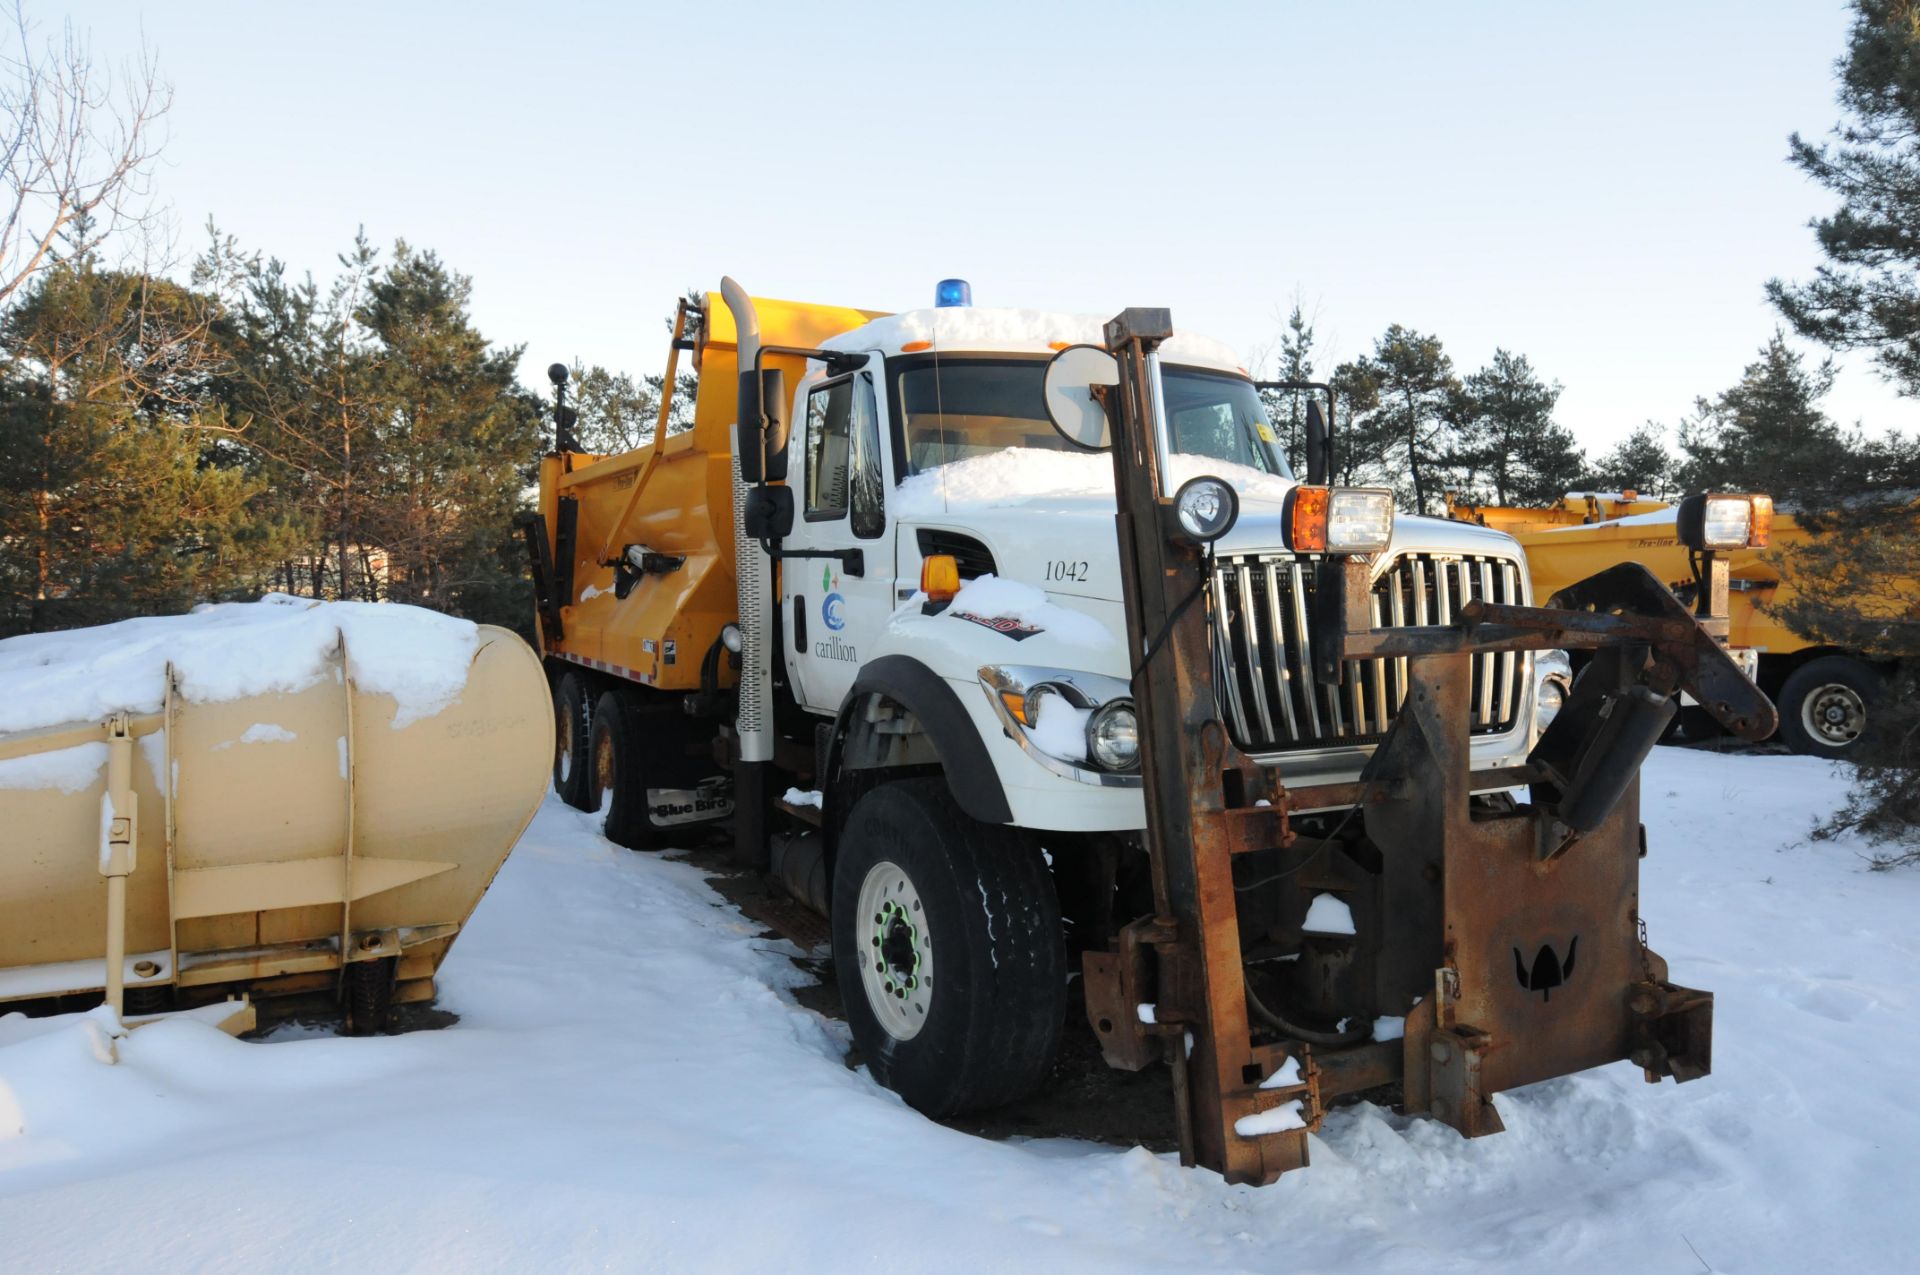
[1243,978,1371,1047]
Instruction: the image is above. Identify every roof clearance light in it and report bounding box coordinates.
[934,278,972,308]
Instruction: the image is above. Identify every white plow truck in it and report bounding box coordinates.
[537,280,1550,1129]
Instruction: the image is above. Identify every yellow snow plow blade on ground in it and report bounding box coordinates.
[0,622,551,1031]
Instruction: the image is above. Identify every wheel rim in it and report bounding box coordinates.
[1801,682,1866,747]
[594,725,616,797]
[855,859,934,1042]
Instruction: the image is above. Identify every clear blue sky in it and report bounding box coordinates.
[46,0,1911,455]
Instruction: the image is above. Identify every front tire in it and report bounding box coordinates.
[1778,656,1881,758]
[831,779,1065,1117]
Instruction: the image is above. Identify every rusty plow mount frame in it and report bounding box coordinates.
[1078,308,1777,1186]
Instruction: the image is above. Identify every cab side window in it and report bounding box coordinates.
[805,372,885,538]
[805,379,852,519]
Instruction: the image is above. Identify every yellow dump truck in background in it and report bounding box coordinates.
[1447,491,1890,756]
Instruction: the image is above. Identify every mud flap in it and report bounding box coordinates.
[647,776,734,828]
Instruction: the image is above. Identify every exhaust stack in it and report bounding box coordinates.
[720,277,775,867]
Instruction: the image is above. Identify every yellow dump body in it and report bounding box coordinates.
[1444,492,1673,536]
[0,625,551,1012]
[537,292,884,688]
[1451,497,1813,656]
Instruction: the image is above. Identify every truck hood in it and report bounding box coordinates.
[902,489,1525,603]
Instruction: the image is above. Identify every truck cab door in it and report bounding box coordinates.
[781,356,895,713]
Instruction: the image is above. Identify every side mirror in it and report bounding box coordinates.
[1042,344,1118,451]
[743,485,795,540]
[1305,399,1329,485]
[734,367,790,484]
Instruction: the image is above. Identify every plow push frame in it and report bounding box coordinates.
[1061,307,1777,1185]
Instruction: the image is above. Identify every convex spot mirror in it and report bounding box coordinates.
[735,366,789,484]
[743,485,795,540]
[1042,344,1118,451]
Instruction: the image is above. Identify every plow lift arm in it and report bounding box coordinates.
[1053,310,1777,1186]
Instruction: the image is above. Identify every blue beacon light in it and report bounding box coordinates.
[934,278,972,308]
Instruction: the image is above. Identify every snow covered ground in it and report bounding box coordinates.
[2,748,1915,1274]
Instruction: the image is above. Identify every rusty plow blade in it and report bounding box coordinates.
[1350,559,1762,1137]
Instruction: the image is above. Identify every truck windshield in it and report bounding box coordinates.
[893,357,1292,479]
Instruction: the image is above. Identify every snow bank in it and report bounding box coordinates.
[0,1003,411,1155]
[0,595,480,738]
[821,307,1242,369]
[3,752,1916,1274]
[894,447,1293,518]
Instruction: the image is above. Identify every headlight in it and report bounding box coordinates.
[1535,677,1566,731]
[1172,475,1240,543]
[1284,486,1394,554]
[978,664,1141,785]
[1327,489,1394,553]
[1677,493,1771,550]
[1086,700,1139,771]
[1533,649,1572,736]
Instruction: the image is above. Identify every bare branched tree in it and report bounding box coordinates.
[0,1,169,309]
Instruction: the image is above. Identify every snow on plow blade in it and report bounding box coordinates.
[0,603,552,1023]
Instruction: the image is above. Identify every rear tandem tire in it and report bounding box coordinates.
[588,691,668,850]
[831,778,1066,1118]
[554,672,593,810]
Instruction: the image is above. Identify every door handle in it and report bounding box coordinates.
[769,546,864,578]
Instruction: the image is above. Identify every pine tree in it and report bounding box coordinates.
[1456,350,1585,506]
[1673,333,1859,504]
[1766,0,1920,858]
[1256,302,1317,476]
[1588,423,1674,498]
[0,245,286,633]
[1770,2,1920,397]
[570,363,662,455]
[1335,326,1461,514]
[357,240,542,626]
[204,226,386,601]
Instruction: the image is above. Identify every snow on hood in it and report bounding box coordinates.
[820,308,1243,370]
[893,447,1293,519]
[0,595,480,737]
[942,574,1113,650]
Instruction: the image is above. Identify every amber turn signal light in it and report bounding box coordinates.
[1748,494,1773,548]
[921,554,961,602]
[1284,487,1331,553]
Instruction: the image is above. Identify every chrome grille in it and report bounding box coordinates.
[1209,551,1526,753]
